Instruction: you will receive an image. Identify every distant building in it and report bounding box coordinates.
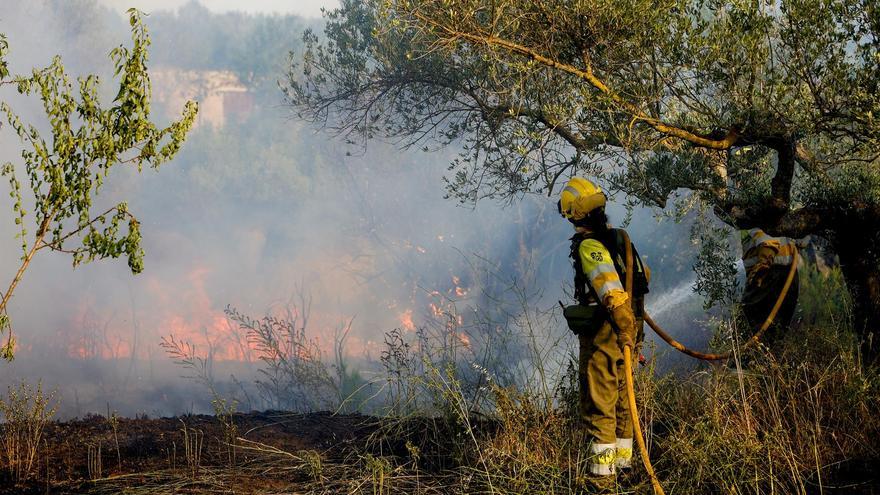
[150,68,254,129]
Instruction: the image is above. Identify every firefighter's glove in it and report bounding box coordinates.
[611,304,637,350]
[747,264,770,287]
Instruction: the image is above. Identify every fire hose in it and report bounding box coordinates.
[618,231,798,495]
[642,247,799,361]
[620,232,665,495]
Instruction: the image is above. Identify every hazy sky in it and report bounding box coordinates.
[97,0,339,17]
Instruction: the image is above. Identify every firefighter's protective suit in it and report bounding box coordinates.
[740,228,799,346]
[571,228,649,475]
[559,177,649,476]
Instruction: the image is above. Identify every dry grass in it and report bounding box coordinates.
[0,380,57,483]
[5,333,878,494]
[648,327,880,494]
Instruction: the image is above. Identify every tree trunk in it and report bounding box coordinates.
[834,232,880,364]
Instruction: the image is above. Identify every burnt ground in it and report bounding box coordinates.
[1,411,878,494]
[0,411,413,494]
[0,411,480,495]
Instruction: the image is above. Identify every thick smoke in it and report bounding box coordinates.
[0,0,707,418]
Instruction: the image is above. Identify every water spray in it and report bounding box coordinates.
[644,249,799,361]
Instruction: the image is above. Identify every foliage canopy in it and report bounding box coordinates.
[287,0,880,350]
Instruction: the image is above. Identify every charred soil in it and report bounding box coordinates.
[1,410,496,494]
[1,411,386,494]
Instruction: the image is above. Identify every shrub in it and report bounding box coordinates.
[0,381,58,483]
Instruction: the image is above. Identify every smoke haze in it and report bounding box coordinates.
[0,0,707,418]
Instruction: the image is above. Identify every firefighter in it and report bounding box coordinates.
[558,177,649,477]
[740,228,800,347]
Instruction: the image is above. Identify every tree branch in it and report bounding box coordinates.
[716,200,880,240]
[483,102,614,151]
[418,14,740,150]
[0,212,54,315]
[37,205,133,253]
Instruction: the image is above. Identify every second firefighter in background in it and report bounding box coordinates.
[740,228,800,346]
[558,177,650,477]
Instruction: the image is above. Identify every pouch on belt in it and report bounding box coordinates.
[563,303,606,335]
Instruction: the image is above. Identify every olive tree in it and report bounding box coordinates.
[286,0,880,359]
[0,9,197,359]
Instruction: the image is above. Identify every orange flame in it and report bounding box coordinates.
[398,309,415,332]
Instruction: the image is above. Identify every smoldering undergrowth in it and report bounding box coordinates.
[2,258,878,493]
[144,258,880,494]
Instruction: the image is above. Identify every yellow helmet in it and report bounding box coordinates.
[558,177,606,221]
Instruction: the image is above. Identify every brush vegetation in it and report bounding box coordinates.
[1,262,877,494]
